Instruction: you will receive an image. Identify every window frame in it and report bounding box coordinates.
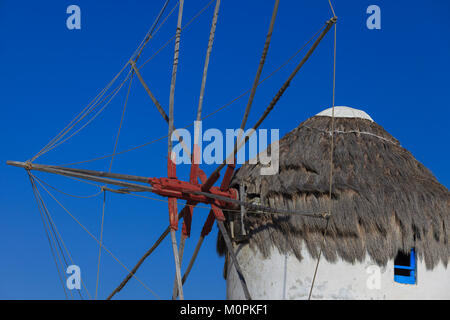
[394,248,416,285]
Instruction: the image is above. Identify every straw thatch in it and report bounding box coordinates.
[217,112,450,270]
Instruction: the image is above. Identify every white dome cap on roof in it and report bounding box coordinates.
[315,106,374,122]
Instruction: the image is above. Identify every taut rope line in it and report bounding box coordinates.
[308,17,337,300]
[95,72,134,299]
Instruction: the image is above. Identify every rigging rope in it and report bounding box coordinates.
[31,176,74,300]
[138,0,216,71]
[172,0,222,300]
[30,174,93,299]
[29,174,70,299]
[56,24,326,168]
[308,18,337,301]
[95,73,134,299]
[95,190,107,300]
[130,0,173,63]
[196,0,221,122]
[30,61,131,162]
[33,175,103,199]
[32,176,161,299]
[34,71,133,159]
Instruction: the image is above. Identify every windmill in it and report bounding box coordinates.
[7,0,337,300]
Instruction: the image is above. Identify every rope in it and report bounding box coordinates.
[30,175,93,299]
[168,0,185,300]
[218,0,279,180]
[28,174,70,299]
[168,0,184,152]
[308,20,337,301]
[239,0,279,135]
[30,62,131,162]
[95,191,107,300]
[196,0,221,122]
[301,125,399,146]
[36,71,132,158]
[32,177,161,299]
[32,174,103,199]
[32,168,327,220]
[204,17,336,187]
[31,0,214,163]
[130,0,173,63]
[30,174,94,299]
[30,175,73,300]
[141,1,181,57]
[107,225,171,300]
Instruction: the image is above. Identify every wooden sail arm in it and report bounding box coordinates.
[7,160,328,218]
[7,160,155,190]
[6,160,237,208]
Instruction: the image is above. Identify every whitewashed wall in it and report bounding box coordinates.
[226,244,450,299]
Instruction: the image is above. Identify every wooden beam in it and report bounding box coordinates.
[168,0,185,301]
[196,0,221,122]
[7,161,328,219]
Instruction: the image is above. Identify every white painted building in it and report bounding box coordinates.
[221,107,450,300]
[226,245,450,299]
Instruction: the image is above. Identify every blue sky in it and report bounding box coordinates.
[1,0,449,299]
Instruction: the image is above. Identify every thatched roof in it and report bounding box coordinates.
[218,107,450,270]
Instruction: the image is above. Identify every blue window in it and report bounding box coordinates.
[394,248,416,284]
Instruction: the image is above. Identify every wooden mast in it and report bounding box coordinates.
[167,0,185,301]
